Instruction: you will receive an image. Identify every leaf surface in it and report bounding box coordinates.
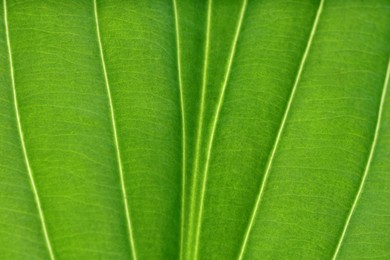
[0,0,390,259]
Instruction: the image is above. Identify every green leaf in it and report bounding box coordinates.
[1,0,390,259]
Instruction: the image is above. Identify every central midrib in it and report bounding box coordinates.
[184,0,212,259]
[184,0,248,259]
[193,0,248,259]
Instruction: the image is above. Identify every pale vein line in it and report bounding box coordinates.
[3,0,55,259]
[237,1,325,259]
[93,1,137,259]
[193,0,247,259]
[172,0,186,259]
[186,0,212,257]
[332,58,390,260]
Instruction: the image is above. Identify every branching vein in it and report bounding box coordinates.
[193,0,248,259]
[186,0,212,257]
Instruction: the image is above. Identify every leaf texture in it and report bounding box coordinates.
[0,0,390,259]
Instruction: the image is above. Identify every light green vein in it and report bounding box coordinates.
[172,0,186,259]
[186,0,212,257]
[3,0,55,259]
[93,1,137,259]
[237,0,325,258]
[332,58,390,260]
[193,0,248,259]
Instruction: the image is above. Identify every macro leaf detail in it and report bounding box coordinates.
[1,0,390,259]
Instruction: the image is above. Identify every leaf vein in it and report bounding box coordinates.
[3,0,55,259]
[172,1,187,259]
[193,0,248,258]
[93,1,137,259]
[185,0,212,258]
[237,0,325,258]
[331,58,390,260]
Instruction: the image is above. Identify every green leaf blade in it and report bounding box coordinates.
[1,0,390,259]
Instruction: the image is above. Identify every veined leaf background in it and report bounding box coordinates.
[1,0,390,259]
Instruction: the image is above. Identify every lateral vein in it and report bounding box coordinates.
[3,0,55,259]
[93,1,137,259]
[186,0,212,257]
[237,0,325,259]
[172,0,187,259]
[331,58,390,260]
[193,0,248,259]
